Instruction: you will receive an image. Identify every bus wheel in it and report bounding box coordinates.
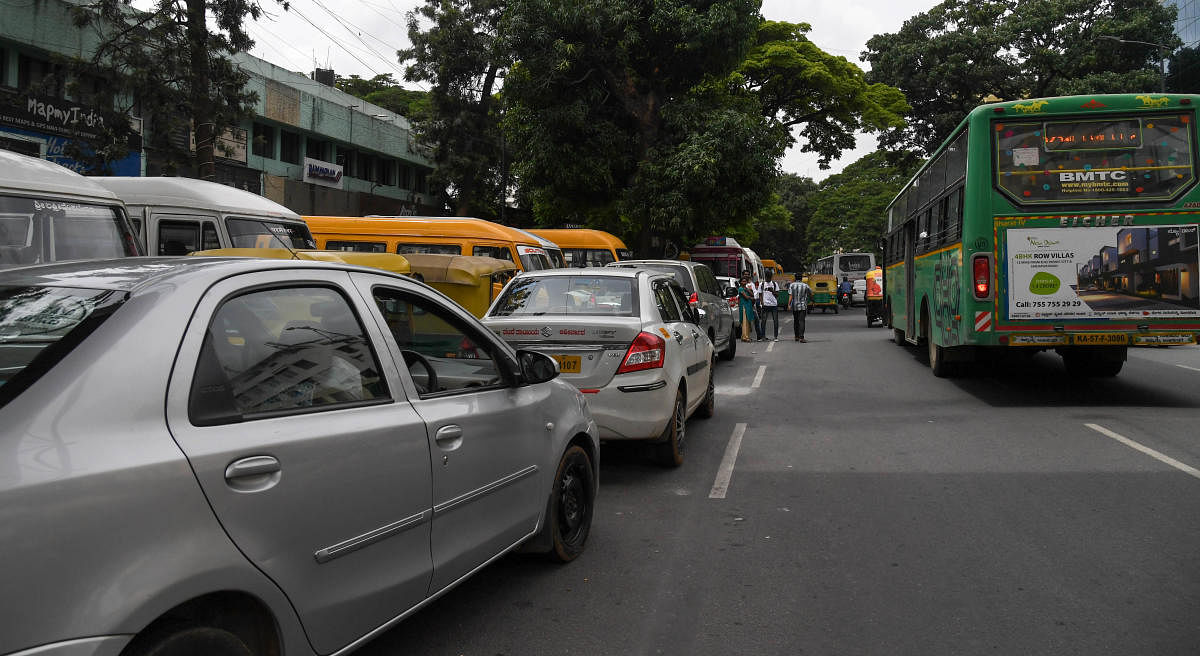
[923,311,955,377]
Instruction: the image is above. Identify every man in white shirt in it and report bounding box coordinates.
[787,273,812,342]
[758,272,780,341]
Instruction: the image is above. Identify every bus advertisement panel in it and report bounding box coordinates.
[1005,224,1200,320]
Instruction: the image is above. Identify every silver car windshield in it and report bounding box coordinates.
[491,275,637,316]
[0,285,125,408]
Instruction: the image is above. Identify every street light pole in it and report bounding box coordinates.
[1097,35,1170,93]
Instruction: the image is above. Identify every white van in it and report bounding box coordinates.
[90,177,316,256]
[0,150,140,268]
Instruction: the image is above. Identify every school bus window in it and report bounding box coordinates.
[328,240,387,253]
[397,243,461,255]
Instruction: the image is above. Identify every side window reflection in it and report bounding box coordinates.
[189,287,388,425]
[372,287,504,396]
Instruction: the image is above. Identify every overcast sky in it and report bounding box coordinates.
[239,0,942,180]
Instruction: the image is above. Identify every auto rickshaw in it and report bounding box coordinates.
[864,266,885,327]
[400,253,517,317]
[808,273,838,313]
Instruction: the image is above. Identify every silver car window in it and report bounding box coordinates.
[652,280,682,322]
[371,286,507,397]
[188,286,390,425]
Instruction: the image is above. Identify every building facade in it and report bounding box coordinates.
[0,0,440,216]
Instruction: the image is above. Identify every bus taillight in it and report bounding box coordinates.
[972,254,992,300]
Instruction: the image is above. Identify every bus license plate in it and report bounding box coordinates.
[552,354,582,373]
[1072,333,1128,346]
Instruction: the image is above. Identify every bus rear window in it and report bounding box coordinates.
[0,286,125,409]
[995,113,1195,204]
[838,255,873,273]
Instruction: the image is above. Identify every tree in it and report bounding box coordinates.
[806,150,920,260]
[863,0,1179,154]
[66,0,263,177]
[335,74,430,121]
[501,0,785,255]
[399,0,510,218]
[1167,46,1200,93]
[740,21,908,169]
[748,174,818,272]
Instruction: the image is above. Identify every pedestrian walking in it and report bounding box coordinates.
[737,271,757,342]
[747,274,766,341]
[788,272,812,342]
[758,271,781,340]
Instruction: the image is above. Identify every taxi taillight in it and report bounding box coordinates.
[972,254,993,300]
[616,331,666,374]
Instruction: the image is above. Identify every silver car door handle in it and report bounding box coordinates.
[225,455,280,480]
[435,425,464,449]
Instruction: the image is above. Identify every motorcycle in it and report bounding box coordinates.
[839,290,852,308]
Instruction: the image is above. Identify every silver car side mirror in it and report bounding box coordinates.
[516,349,559,385]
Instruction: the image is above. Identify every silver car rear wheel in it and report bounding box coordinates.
[655,388,686,467]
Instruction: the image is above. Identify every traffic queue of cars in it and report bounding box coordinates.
[0,150,742,656]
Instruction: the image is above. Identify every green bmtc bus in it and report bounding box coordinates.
[884,93,1200,377]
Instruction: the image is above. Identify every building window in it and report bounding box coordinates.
[306,138,327,162]
[379,159,396,186]
[280,130,300,164]
[355,152,371,182]
[18,54,62,96]
[0,48,9,88]
[252,122,275,159]
[337,146,355,177]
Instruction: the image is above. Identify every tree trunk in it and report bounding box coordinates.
[186,0,214,180]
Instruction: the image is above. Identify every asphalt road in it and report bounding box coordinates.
[359,306,1200,656]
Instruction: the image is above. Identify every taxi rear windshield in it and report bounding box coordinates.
[995,113,1196,204]
[490,276,637,316]
[0,286,125,409]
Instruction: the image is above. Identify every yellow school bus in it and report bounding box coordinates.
[527,228,632,267]
[304,215,555,272]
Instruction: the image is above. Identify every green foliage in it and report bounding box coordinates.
[335,74,431,120]
[807,150,920,260]
[64,0,262,175]
[864,0,1179,153]
[740,21,908,169]
[748,174,818,271]
[399,0,509,218]
[501,0,784,255]
[1168,47,1200,93]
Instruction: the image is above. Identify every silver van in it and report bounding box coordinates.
[0,150,140,268]
[90,177,316,255]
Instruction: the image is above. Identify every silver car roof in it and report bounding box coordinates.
[0,256,403,293]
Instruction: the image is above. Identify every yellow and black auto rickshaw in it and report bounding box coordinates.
[808,273,838,313]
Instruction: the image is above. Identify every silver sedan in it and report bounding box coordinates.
[0,257,598,656]
[483,267,716,467]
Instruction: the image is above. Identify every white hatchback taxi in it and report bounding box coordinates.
[483,268,715,466]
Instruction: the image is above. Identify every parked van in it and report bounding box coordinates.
[0,150,140,268]
[90,177,316,256]
[528,228,631,267]
[305,215,554,272]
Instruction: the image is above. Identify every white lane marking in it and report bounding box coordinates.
[710,423,748,499]
[715,385,752,396]
[751,365,766,388]
[766,341,775,353]
[1085,423,1200,481]
[1176,364,1200,373]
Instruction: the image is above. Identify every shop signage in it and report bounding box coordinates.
[1,90,108,141]
[303,157,344,189]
